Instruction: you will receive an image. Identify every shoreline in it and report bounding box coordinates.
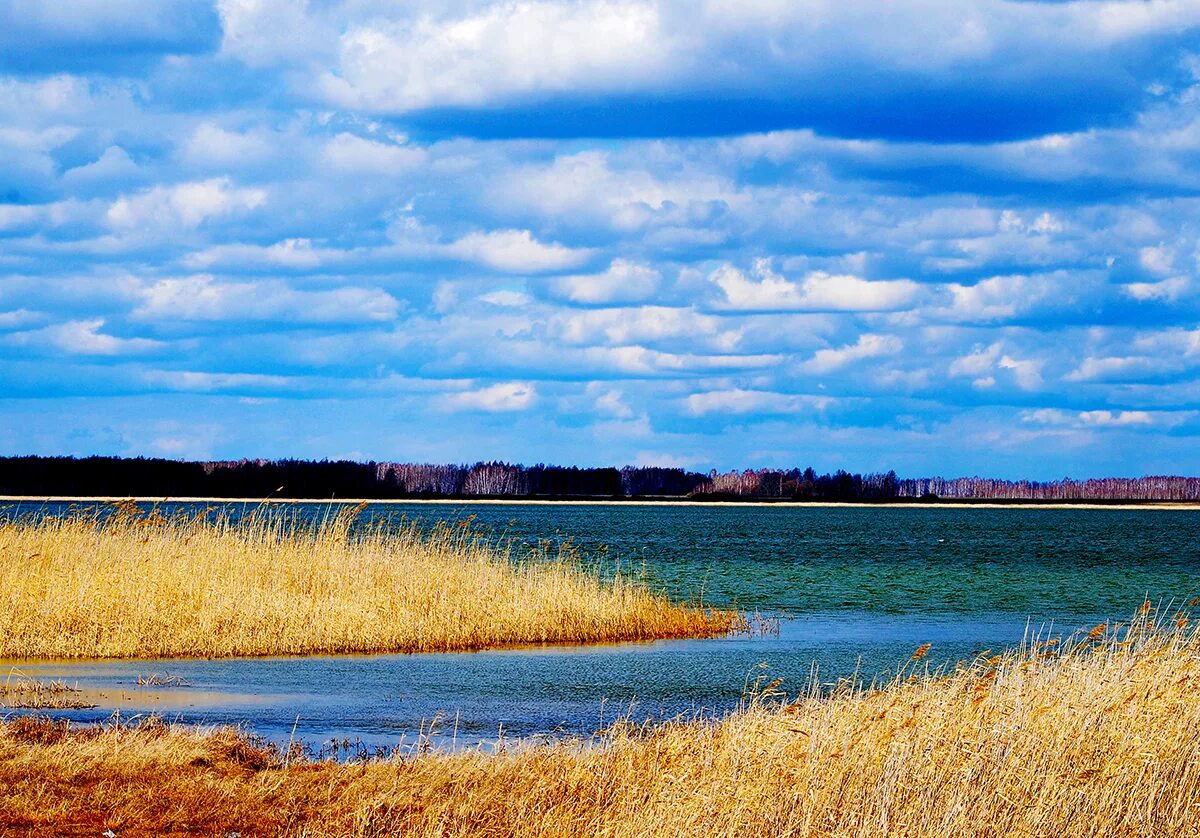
[2,495,1199,510]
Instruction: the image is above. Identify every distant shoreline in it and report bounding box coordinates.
[2,495,1199,510]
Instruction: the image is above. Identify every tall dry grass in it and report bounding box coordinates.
[2,607,1199,836]
[0,505,737,659]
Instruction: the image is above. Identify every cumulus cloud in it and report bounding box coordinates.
[180,123,275,168]
[803,334,903,374]
[448,229,591,273]
[320,1,667,112]
[443,381,538,412]
[552,306,736,349]
[203,0,1195,144]
[998,354,1044,391]
[589,384,635,419]
[1065,355,1169,383]
[1021,408,1175,429]
[3,319,162,356]
[1125,277,1189,302]
[5,0,1200,473]
[493,151,739,230]
[547,259,661,305]
[711,262,921,312]
[106,178,267,230]
[216,0,328,68]
[184,238,325,271]
[132,275,400,323]
[946,342,1042,390]
[576,345,783,376]
[322,132,425,172]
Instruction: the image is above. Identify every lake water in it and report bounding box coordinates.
[3,501,1198,751]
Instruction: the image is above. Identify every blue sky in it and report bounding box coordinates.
[2,0,1200,478]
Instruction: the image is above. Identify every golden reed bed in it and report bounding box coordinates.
[0,504,737,659]
[2,609,1197,836]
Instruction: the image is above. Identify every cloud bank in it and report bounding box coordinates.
[1,0,1199,476]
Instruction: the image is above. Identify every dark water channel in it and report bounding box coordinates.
[4,501,1199,751]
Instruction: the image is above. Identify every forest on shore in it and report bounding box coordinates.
[1,456,1198,502]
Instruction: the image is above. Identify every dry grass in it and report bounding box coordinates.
[2,608,1199,837]
[0,504,738,659]
[0,673,95,710]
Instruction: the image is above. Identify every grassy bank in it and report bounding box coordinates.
[0,506,737,658]
[3,610,1198,836]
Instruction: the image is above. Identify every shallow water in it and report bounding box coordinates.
[3,501,1198,750]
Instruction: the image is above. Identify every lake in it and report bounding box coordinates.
[3,501,1197,751]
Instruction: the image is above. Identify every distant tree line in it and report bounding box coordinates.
[0,456,1197,502]
[896,475,1200,502]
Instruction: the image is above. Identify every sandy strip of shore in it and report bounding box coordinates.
[1,496,1198,510]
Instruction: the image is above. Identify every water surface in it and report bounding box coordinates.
[4,501,1197,750]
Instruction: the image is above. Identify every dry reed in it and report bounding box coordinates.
[0,505,737,659]
[0,673,94,710]
[2,607,1198,836]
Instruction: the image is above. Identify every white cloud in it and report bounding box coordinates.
[548,259,661,305]
[224,0,1200,120]
[106,178,266,230]
[320,2,667,112]
[443,381,538,412]
[180,123,274,167]
[998,354,1043,390]
[133,275,399,323]
[1125,276,1189,302]
[803,334,902,373]
[1065,355,1167,382]
[712,262,920,312]
[946,343,1041,390]
[448,229,591,273]
[0,203,45,232]
[577,345,783,375]
[0,309,41,329]
[184,238,325,270]
[1138,244,1175,274]
[1079,409,1154,427]
[552,306,735,348]
[590,385,635,419]
[940,275,1036,322]
[1021,408,1072,426]
[479,289,532,307]
[322,132,425,172]
[4,318,162,356]
[494,151,738,230]
[948,342,1002,378]
[216,0,329,67]
[1022,408,1166,429]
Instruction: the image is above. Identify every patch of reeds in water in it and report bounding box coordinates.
[0,504,739,659]
[0,672,95,710]
[1,605,1198,836]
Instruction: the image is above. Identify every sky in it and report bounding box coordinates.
[2,0,1200,478]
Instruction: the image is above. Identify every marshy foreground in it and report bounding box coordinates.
[0,507,737,658]
[3,612,1198,836]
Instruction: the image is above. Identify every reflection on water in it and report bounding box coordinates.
[2,501,1197,749]
[8,612,1081,750]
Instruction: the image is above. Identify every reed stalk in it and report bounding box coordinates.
[1,606,1196,836]
[0,505,737,659]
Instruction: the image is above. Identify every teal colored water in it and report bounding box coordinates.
[3,501,1198,750]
